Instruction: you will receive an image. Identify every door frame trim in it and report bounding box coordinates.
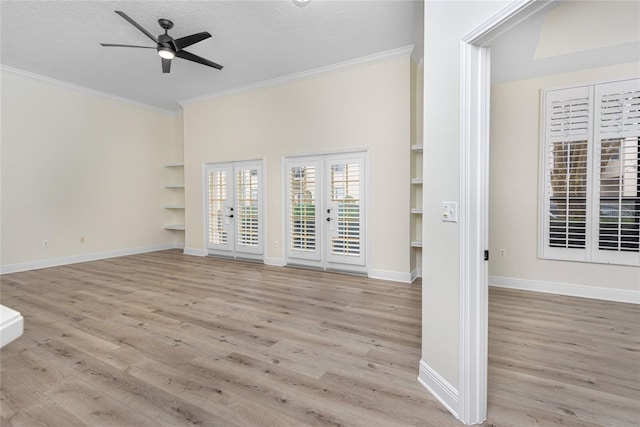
[457,1,555,424]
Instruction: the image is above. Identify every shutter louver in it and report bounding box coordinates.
[236,168,259,248]
[548,96,591,142]
[330,162,361,256]
[289,165,317,252]
[595,80,640,259]
[543,86,592,256]
[598,88,640,138]
[208,170,228,245]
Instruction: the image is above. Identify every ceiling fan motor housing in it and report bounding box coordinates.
[158,18,174,31]
[158,33,176,52]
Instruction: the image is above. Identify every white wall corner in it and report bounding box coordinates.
[418,359,460,420]
[183,247,207,257]
[368,268,412,283]
[0,244,179,275]
[489,276,640,304]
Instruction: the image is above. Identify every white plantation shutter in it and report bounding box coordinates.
[329,161,361,257]
[541,78,639,266]
[207,168,229,246]
[593,79,640,264]
[542,86,593,261]
[286,159,321,262]
[236,165,261,250]
[547,88,591,143]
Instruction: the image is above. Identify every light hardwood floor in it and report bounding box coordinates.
[0,250,638,426]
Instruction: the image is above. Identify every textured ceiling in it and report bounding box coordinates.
[1,1,424,112]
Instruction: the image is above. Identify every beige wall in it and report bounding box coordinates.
[182,55,412,277]
[490,62,640,291]
[1,71,182,270]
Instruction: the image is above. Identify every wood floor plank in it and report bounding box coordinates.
[1,250,638,426]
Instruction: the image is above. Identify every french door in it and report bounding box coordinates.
[205,160,263,260]
[285,152,367,273]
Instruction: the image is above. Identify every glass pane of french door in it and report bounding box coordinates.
[207,164,233,252]
[286,159,321,262]
[325,153,365,266]
[236,165,262,254]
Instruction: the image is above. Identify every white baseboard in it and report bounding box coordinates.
[264,257,285,267]
[0,243,182,274]
[410,267,423,282]
[489,276,640,304]
[183,247,207,257]
[418,359,459,419]
[368,268,412,283]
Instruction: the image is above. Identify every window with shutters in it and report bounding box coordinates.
[208,169,228,245]
[289,165,317,252]
[330,162,361,256]
[236,168,259,247]
[541,78,639,266]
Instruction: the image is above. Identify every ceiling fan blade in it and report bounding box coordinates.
[100,43,156,49]
[115,11,158,44]
[162,58,172,74]
[176,50,223,70]
[173,32,212,51]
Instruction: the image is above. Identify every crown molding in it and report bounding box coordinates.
[0,65,181,115]
[180,45,415,107]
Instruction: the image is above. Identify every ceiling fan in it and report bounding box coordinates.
[100,11,223,74]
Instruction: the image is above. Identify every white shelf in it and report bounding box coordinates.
[164,224,185,231]
[410,240,422,248]
[411,178,423,185]
[411,144,423,152]
[411,208,423,214]
[164,161,185,233]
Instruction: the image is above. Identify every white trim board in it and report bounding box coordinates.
[264,257,286,267]
[489,276,640,305]
[418,359,459,419]
[0,243,183,275]
[183,247,207,257]
[368,268,412,284]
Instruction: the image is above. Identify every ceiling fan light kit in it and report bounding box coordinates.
[99,11,223,74]
[157,47,175,60]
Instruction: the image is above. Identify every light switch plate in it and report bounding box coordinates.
[442,201,458,223]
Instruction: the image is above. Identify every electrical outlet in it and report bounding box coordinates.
[42,240,49,248]
[499,249,506,258]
